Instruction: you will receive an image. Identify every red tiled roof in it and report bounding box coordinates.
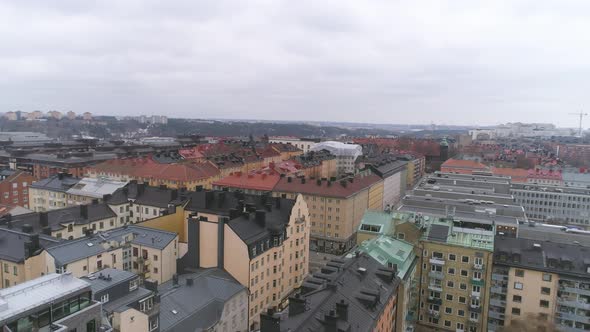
[491,167,529,182]
[178,147,205,159]
[88,157,220,182]
[274,172,382,198]
[213,172,281,191]
[441,159,489,170]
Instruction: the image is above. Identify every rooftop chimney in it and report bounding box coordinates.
[336,300,349,322]
[289,293,307,316]
[260,309,281,332]
[255,210,266,227]
[21,224,33,233]
[80,205,88,219]
[39,212,49,227]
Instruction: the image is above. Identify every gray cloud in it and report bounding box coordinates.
[0,0,589,127]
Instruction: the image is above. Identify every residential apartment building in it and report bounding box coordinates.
[268,136,320,153]
[273,171,384,254]
[0,273,105,331]
[511,183,590,228]
[45,225,180,285]
[416,217,494,332]
[0,227,60,289]
[29,173,79,211]
[0,170,34,209]
[29,173,126,211]
[212,171,281,195]
[490,236,590,332]
[358,155,408,209]
[158,269,249,332]
[397,153,426,189]
[260,254,400,332]
[2,202,119,240]
[310,141,363,174]
[180,193,310,330]
[86,157,221,190]
[293,149,338,179]
[356,235,419,332]
[83,268,160,332]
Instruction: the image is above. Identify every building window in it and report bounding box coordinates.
[513,295,522,303]
[541,287,551,295]
[460,283,467,290]
[149,318,159,332]
[101,294,109,303]
[460,270,468,277]
[515,269,525,277]
[542,273,552,282]
[459,296,466,304]
[449,254,456,261]
[446,294,453,301]
[462,256,469,263]
[447,281,454,288]
[129,278,139,291]
[514,282,523,290]
[511,307,521,316]
[445,307,452,314]
[540,300,550,308]
[448,268,455,275]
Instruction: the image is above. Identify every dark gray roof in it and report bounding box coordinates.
[46,225,178,265]
[495,236,590,278]
[359,155,407,178]
[266,254,400,332]
[108,288,154,314]
[106,182,185,208]
[158,269,246,332]
[427,224,449,242]
[227,198,295,246]
[0,228,61,263]
[82,268,137,294]
[30,174,79,192]
[2,203,117,234]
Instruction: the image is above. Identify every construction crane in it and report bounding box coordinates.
[570,111,588,137]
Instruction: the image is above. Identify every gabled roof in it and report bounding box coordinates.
[30,174,79,192]
[274,172,382,198]
[441,159,489,170]
[213,172,281,192]
[158,269,246,332]
[0,228,60,263]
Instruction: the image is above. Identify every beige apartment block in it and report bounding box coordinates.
[416,218,494,332]
[273,171,383,254]
[173,191,310,331]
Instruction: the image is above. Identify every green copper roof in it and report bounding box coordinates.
[354,235,417,280]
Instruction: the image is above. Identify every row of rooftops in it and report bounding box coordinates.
[31,173,128,197]
[511,182,590,195]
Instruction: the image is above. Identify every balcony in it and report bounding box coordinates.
[558,298,590,310]
[561,286,590,297]
[472,263,484,270]
[468,316,479,323]
[428,271,444,280]
[470,278,484,287]
[427,296,443,305]
[488,311,505,320]
[469,306,482,313]
[471,290,481,298]
[491,286,507,294]
[428,283,443,292]
[429,257,445,266]
[492,273,507,281]
[489,298,506,307]
[556,311,590,324]
[427,309,440,318]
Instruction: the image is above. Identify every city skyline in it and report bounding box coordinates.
[1,1,589,127]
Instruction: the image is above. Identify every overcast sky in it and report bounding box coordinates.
[1,1,589,127]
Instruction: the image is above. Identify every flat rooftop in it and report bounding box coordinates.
[422,218,495,251]
[0,273,90,324]
[511,183,590,195]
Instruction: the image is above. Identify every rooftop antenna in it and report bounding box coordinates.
[569,111,588,137]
